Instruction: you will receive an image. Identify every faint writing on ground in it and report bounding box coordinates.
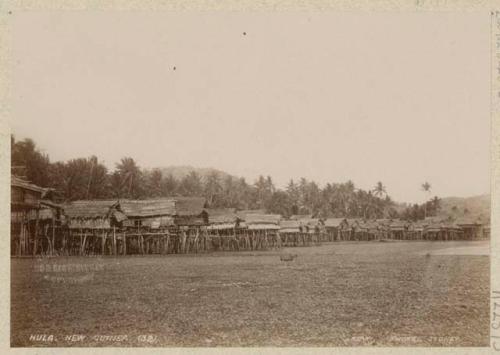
[29,334,158,344]
[34,263,104,273]
[387,335,459,345]
[33,258,105,284]
[42,274,94,284]
[346,335,459,346]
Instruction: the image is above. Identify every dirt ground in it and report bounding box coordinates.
[11,240,490,347]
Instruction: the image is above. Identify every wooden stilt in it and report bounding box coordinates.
[113,227,117,255]
[101,230,106,255]
[123,232,127,255]
[32,209,39,256]
[81,230,87,256]
[51,218,56,255]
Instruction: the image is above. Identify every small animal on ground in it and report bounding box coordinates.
[280,253,298,262]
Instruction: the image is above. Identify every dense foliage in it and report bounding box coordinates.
[11,136,440,219]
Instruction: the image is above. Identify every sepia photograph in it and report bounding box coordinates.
[4,4,497,351]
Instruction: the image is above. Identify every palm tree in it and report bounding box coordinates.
[116,157,142,198]
[373,181,386,198]
[204,171,222,206]
[421,182,432,218]
[431,196,441,216]
[146,169,163,197]
[421,181,431,194]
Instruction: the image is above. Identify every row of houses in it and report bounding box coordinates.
[11,176,489,256]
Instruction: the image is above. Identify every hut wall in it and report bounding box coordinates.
[11,186,25,206]
[68,217,111,229]
[174,215,207,226]
[11,186,42,209]
[123,216,174,229]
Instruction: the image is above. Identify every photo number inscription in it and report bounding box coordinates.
[492,291,500,350]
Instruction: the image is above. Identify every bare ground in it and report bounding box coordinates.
[11,241,489,347]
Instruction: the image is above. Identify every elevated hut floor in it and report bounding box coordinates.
[12,240,488,347]
[10,224,489,257]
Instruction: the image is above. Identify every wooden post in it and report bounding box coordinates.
[181,230,186,253]
[32,209,39,256]
[113,227,117,256]
[194,228,199,253]
[101,230,106,255]
[51,218,56,255]
[123,232,127,255]
[19,218,24,256]
[81,230,87,256]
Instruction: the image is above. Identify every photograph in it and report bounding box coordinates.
[6,8,493,349]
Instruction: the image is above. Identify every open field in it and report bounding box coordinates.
[11,241,489,347]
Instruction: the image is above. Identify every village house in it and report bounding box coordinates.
[63,200,122,230]
[206,208,241,231]
[279,219,302,234]
[323,218,349,241]
[11,176,46,255]
[454,217,483,240]
[173,197,208,226]
[119,198,176,229]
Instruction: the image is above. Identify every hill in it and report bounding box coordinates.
[438,194,491,222]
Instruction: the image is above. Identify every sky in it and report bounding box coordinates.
[10,12,490,203]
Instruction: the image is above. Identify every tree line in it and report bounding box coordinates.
[11,136,440,220]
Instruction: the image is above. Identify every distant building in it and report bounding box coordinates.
[206,208,241,231]
[455,217,483,240]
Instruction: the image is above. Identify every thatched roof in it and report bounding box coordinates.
[410,221,427,231]
[280,220,301,228]
[112,210,128,223]
[455,217,482,226]
[63,200,119,219]
[11,175,45,194]
[236,209,266,220]
[389,220,408,230]
[424,222,462,232]
[346,219,362,228]
[280,220,301,233]
[245,213,281,225]
[324,218,347,228]
[26,200,64,221]
[297,218,322,227]
[173,197,206,216]
[443,222,462,231]
[207,208,239,224]
[290,214,313,221]
[424,216,444,224]
[355,220,378,231]
[206,223,236,230]
[119,199,176,217]
[63,196,206,221]
[248,224,281,230]
[40,199,63,210]
[424,223,444,232]
[375,219,392,226]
